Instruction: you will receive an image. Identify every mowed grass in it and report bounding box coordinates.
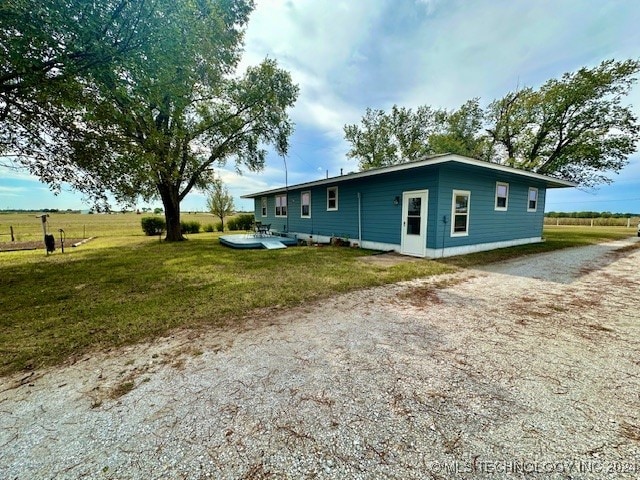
[0,224,636,378]
[0,234,453,377]
[441,225,636,267]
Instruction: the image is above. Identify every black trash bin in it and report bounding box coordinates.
[45,234,55,253]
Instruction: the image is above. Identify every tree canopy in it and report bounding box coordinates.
[1,0,299,240]
[344,59,639,186]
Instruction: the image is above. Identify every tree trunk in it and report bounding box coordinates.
[158,183,185,241]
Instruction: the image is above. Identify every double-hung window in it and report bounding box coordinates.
[275,194,287,217]
[451,190,470,236]
[495,182,509,210]
[327,187,338,211]
[301,191,311,218]
[528,188,538,212]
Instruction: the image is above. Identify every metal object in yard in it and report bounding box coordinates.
[59,229,65,253]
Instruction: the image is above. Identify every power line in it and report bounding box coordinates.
[547,197,640,205]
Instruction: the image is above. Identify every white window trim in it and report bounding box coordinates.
[261,197,267,217]
[275,194,287,217]
[528,187,539,212]
[495,182,509,211]
[301,191,311,218]
[327,186,338,211]
[451,190,471,237]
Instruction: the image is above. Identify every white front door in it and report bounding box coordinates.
[400,190,428,257]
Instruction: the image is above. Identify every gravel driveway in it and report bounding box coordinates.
[2,238,640,479]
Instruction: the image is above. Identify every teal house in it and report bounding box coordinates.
[242,154,575,257]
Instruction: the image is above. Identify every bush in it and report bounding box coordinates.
[215,221,224,232]
[203,224,215,233]
[180,221,201,234]
[141,217,166,236]
[228,213,254,231]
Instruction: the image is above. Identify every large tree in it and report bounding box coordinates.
[485,59,640,186]
[2,0,299,240]
[344,59,639,185]
[344,101,484,170]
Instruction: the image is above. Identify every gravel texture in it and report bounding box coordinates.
[1,238,640,479]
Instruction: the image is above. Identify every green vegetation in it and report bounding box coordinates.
[0,224,635,377]
[441,226,634,268]
[141,217,166,236]
[0,235,452,377]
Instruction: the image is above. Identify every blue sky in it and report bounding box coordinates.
[1,0,639,213]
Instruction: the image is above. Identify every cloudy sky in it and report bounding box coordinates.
[1,0,639,213]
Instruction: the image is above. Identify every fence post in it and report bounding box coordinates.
[10,225,14,242]
[627,218,631,228]
[556,218,559,226]
[590,218,594,227]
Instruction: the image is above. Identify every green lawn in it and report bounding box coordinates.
[0,234,452,376]
[0,225,635,377]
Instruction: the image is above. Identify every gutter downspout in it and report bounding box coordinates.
[357,192,362,247]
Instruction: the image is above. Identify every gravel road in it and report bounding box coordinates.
[1,238,639,479]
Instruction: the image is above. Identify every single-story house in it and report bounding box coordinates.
[241,153,575,257]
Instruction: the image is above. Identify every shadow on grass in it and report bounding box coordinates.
[0,236,452,377]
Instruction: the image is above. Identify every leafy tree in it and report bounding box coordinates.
[1,0,153,156]
[345,59,639,185]
[344,101,484,170]
[485,59,640,186]
[207,178,235,231]
[2,0,299,241]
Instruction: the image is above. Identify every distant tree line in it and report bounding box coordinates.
[0,208,80,213]
[545,211,639,218]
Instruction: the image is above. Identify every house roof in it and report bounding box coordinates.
[241,153,577,198]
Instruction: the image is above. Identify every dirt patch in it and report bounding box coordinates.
[0,238,88,252]
[357,252,425,267]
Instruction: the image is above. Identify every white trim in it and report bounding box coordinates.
[288,232,543,259]
[400,189,428,257]
[495,182,509,211]
[327,186,338,211]
[300,190,311,218]
[451,190,471,237]
[426,237,543,258]
[242,153,576,198]
[527,187,539,212]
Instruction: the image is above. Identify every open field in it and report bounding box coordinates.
[0,211,223,243]
[0,224,637,378]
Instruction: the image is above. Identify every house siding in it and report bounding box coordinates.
[434,164,547,249]
[249,159,557,256]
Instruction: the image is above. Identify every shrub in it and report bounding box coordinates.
[215,221,224,232]
[180,221,201,234]
[228,213,254,231]
[203,224,215,233]
[141,217,166,236]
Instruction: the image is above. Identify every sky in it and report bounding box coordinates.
[1,0,640,213]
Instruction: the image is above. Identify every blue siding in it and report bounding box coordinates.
[435,164,547,249]
[251,162,549,251]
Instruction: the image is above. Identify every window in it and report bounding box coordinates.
[451,190,470,236]
[261,197,267,217]
[327,186,338,211]
[275,194,287,217]
[495,182,509,210]
[301,191,311,218]
[528,187,538,212]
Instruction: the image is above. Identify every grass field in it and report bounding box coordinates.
[0,212,221,243]
[0,222,636,377]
